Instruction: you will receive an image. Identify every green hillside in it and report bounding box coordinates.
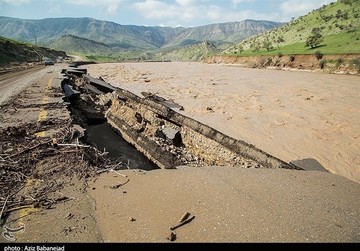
[223,0,360,56]
[0,36,67,66]
[154,41,220,61]
[48,34,113,55]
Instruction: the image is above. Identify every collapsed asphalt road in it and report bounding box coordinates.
[0,64,104,242]
[0,64,359,243]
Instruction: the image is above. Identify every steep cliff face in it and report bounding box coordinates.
[204,54,360,75]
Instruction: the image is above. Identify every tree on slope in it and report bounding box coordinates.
[305,28,324,49]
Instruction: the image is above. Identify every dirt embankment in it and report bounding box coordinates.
[204,54,360,75]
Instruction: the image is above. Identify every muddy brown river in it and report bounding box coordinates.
[85,62,360,184]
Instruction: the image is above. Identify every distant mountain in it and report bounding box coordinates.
[48,34,113,55]
[0,16,283,54]
[0,36,67,66]
[163,20,283,49]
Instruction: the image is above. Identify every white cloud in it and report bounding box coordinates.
[175,0,200,6]
[232,0,255,7]
[205,5,223,20]
[134,0,217,27]
[65,0,124,15]
[133,1,178,19]
[0,0,339,27]
[280,0,335,17]
[133,0,274,27]
[0,0,30,5]
[46,0,63,14]
[204,7,279,23]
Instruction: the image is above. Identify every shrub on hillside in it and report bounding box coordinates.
[315,51,324,60]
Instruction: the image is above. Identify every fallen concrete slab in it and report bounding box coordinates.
[106,88,301,170]
[83,74,116,93]
[63,68,302,171]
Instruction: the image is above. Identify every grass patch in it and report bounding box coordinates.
[223,0,360,57]
[226,29,360,56]
[85,54,117,62]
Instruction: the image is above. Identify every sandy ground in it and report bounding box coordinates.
[89,167,360,243]
[85,62,360,184]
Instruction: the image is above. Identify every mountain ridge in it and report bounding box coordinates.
[0,16,283,52]
[49,34,113,55]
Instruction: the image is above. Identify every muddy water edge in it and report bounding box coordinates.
[85,123,159,171]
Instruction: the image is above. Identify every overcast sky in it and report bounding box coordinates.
[0,0,336,27]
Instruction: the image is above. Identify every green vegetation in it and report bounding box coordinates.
[85,55,117,62]
[0,54,14,65]
[305,28,324,48]
[49,34,113,55]
[225,29,360,56]
[136,43,218,62]
[0,36,67,66]
[68,49,149,63]
[350,58,360,71]
[224,0,360,56]
[154,41,219,61]
[315,50,324,60]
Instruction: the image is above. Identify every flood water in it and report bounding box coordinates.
[85,123,159,171]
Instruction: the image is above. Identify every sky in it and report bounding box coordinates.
[0,0,336,27]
